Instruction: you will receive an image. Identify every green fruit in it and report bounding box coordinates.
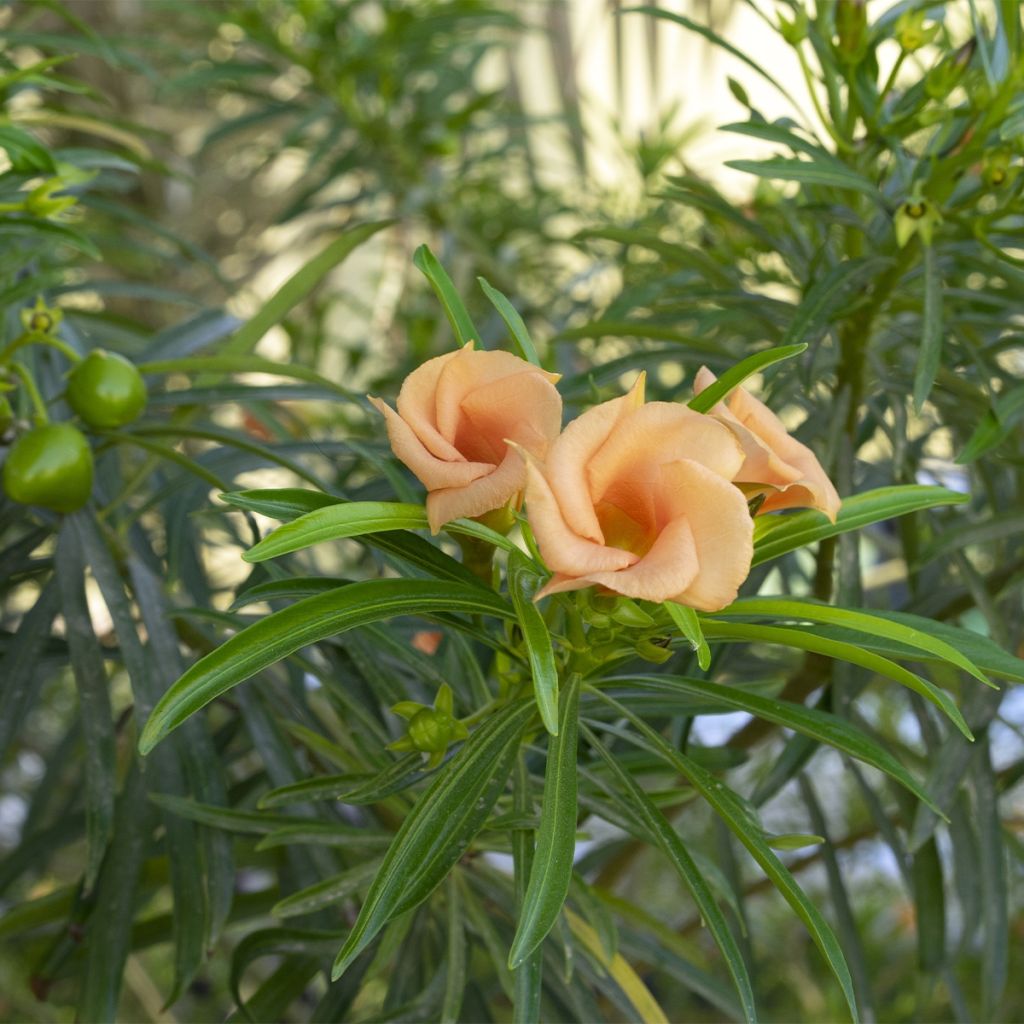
[66,349,147,429]
[0,396,12,434]
[407,707,455,754]
[3,423,94,513]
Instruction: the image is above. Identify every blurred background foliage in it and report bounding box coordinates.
[0,0,1022,1021]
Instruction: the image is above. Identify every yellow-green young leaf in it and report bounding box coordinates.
[700,620,972,741]
[414,244,479,347]
[508,675,581,968]
[767,833,825,850]
[508,554,560,735]
[583,725,756,1023]
[565,909,669,1024]
[687,343,806,414]
[138,579,515,754]
[331,700,534,979]
[752,485,969,566]
[663,603,711,670]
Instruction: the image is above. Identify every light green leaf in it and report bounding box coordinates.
[726,158,882,201]
[719,597,993,688]
[414,244,479,347]
[662,603,711,670]
[582,725,757,1023]
[138,579,515,754]
[752,485,969,566]
[913,246,944,412]
[509,675,581,968]
[687,343,806,414]
[478,277,541,364]
[331,700,534,978]
[700,620,972,740]
[595,692,859,1023]
[595,676,940,812]
[509,554,560,735]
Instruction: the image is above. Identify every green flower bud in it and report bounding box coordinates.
[19,298,63,336]
[894,10,939,53]
[24,179,77,220]
[982,149,1016,189]
[894,197,942,248]
[925,38,975,99]
[835,0,867,60]
[779,8,808,46]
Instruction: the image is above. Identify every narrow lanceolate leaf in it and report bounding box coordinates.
[663,603,711,670]
[55,529,115,891]
[700,620,972,741]
[272,861,380,919]
[331,700,534,978]
[598,676,940,812]
[223,220,393,356]
[597,692,859,1023]
[440,874,467,1024]
[778,258,892,349]
[139,579,514,754]
[414,244,479,347]
[220,487,341,521]
[913,246,944,412]
[687,343,806,414]
[956,383,1024,463]
[509,554,560,735]
[242,500,518,563]
[478,277,541,364]
[565,908,669,1024]
[725,158,883,201]
[719,597,992,689]
[243,502,429,562]
[752,485,969,566]
[0,580,60,764]
[259,754,424,808]
[583,726,756,1023]
[509,675,581,968]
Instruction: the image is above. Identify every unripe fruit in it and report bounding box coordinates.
[407,707,455,754]
[3,423,94,513]
[66,349,147,429]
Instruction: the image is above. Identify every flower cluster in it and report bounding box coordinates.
[371,346,839,612]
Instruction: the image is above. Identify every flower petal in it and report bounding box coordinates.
[586,402,744,504]
[369,397,491,491]
[545,374,646,544]
[663,459,754,612]
[434,346,559,444]
[457,368,562,465]
[394,349,466,462]
[575,516,701,603]
[521,453,638,576]
[425,445,527,533]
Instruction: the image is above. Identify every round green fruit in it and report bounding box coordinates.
[3,423,94,513]
[66,349,147,429]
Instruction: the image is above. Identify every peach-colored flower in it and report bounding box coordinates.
[521,375,754,611]
[694,367,841,522]
[370,344,562,532]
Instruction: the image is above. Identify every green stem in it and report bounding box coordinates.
[0,331,81,366]
[511,751,542,1023]
[879,50,907,101]
[9,362,50,425]
[796,46,856,154]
